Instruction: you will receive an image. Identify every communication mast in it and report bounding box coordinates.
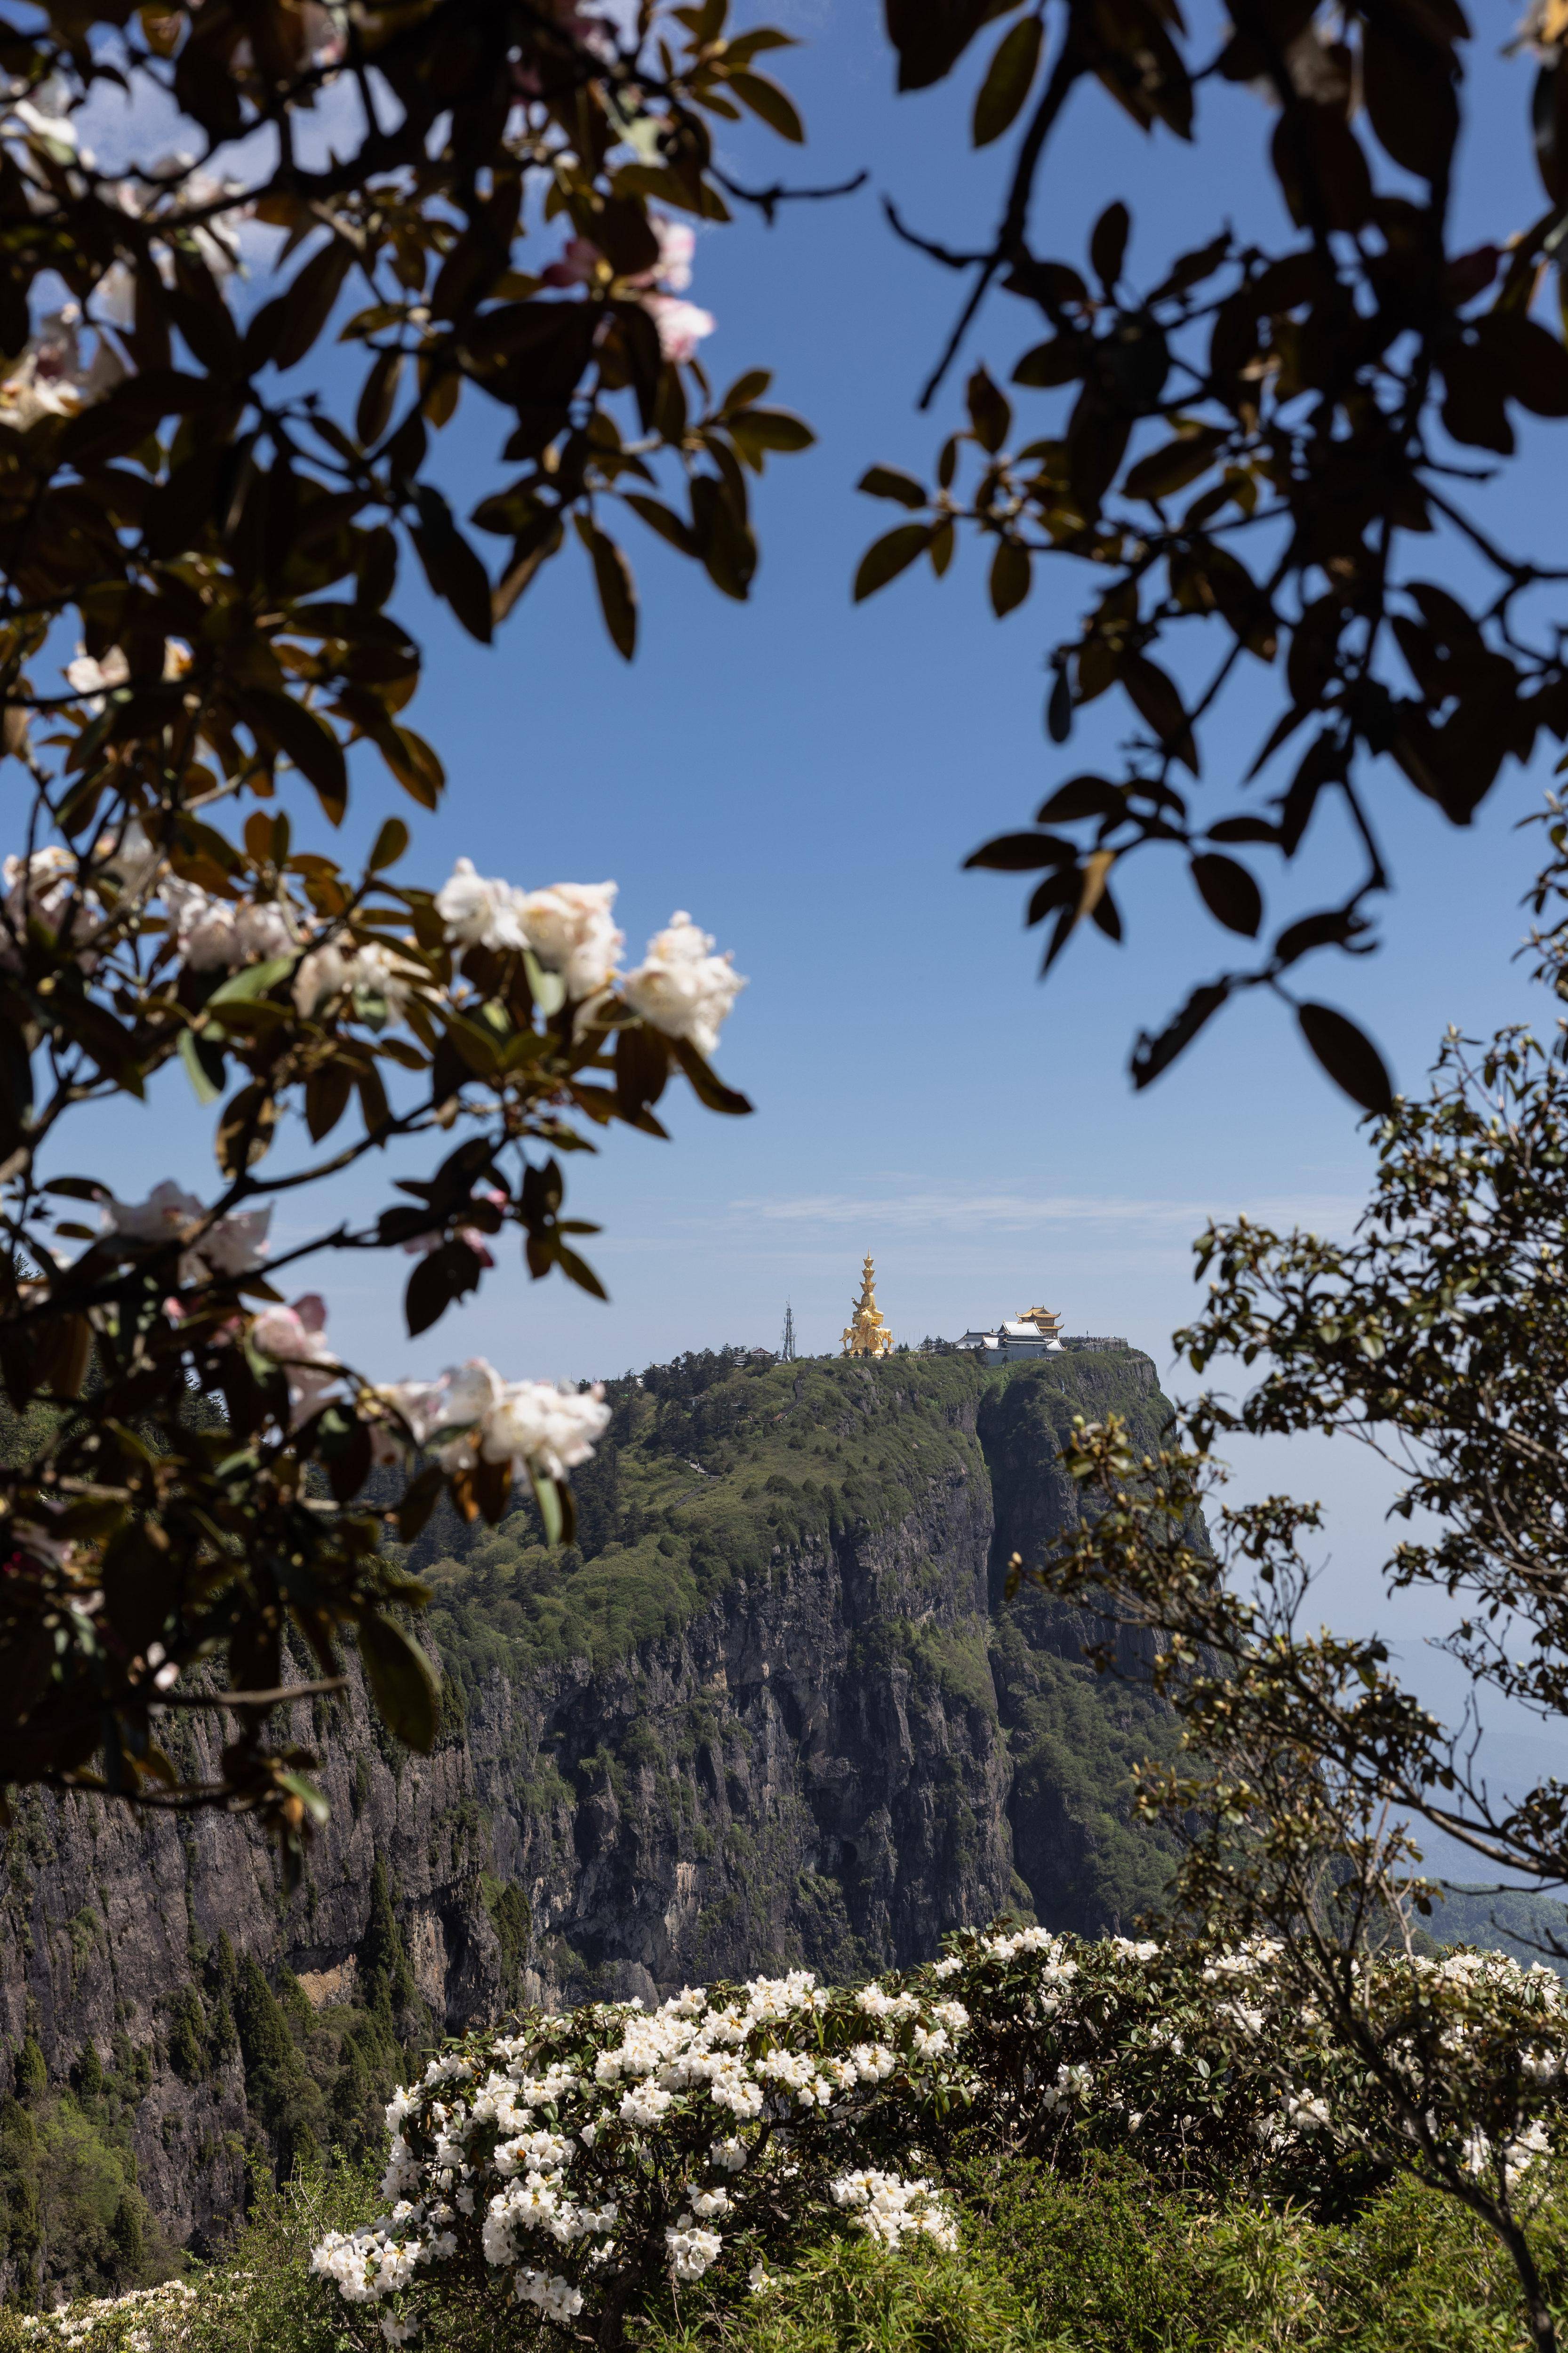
[780,1301,797,1361]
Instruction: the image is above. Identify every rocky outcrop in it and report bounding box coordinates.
[0,1346,1177,2277]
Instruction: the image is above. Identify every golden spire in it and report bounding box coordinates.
[842,1253,895,1358]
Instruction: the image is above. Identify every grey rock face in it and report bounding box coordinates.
[0,1350,1176,2265]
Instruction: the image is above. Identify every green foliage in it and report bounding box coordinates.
[872,0,1566,1101]
[20,2146,1568,2353]
[0,0,810,1856]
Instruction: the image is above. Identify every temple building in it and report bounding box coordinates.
[955,1303,1064,1362]
[842,1255,896,1357]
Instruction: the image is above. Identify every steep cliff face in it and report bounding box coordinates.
[0,1346,1179,2293]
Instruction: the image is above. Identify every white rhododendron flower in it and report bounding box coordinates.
[293,935,421,1020]
[666,2222,723,2280]
[160,879,297,973]
[369,1361,610,1484]
[65,643,129,706]
[643,296,715,362]
[830,2169,958,2251]
[435,857,530,952]
[0,847,104,970]
[251,1295,341,1425]
[94,817,160,894]
[622,912,744,1056]
[518,880,623,999]
[104,1183,271,1289]
[543,214,712,359]
[304,1924,1568,2345]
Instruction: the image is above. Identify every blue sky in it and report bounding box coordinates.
[61,3,1568,1839]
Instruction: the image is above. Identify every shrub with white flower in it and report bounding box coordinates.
[16,2279,199,2352]
[311,1959,973,2344]
[305,1919,1568,2345]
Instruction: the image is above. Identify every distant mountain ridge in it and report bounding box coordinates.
[0,1344,1190,2297]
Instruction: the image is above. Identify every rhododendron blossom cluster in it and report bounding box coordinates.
[306,1923,1568,2344]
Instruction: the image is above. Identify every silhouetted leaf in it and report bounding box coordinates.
[1190,853,1262,937]
[886,0,997,90]
[854,525,933,600]
[990,538,1031,615]
[973,14,1042,146]
[859,466,928,509]
[576,516,639,660]
[1090,201,1130,295]
[1131,981,1231,1089]
[1297,1002,1394,1114]
[964,832,1075,872]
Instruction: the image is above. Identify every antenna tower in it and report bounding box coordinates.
[780,1301,797,1362]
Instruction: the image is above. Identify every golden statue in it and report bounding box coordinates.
[842,1254,895,1357]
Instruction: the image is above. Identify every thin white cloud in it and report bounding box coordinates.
[729,1188,1365,1239]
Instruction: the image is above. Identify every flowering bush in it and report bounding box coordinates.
[307,1924,1568,2347]
[14,2281,198,2352]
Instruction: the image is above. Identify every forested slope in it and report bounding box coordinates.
[0,1344,1185,2301]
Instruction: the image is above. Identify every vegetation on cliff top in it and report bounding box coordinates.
[12,1923,1568,2352]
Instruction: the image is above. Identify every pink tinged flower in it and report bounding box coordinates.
[622,912,745,1057]
[94,818,159,895]
[542,236,603,288]
[0,847,104,968]
[403,1189,506,1265]
[648,220,694,292]
[295,937,420,1021]
[252,1295,341,1426]
[104,1183,272,1288]
[197,1206,272,1279]
[159,877,242,971]
[66,645,130,708]
[642,296,714,364]
[518,881,622,1000]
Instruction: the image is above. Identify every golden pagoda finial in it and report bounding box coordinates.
[842,1253,895,1358]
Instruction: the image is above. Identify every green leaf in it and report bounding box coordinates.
[178,1027,226,1104]
[728,70,804,141]
[1124,427,1226,504]
[967,365,1011,453]
[357,1615,439,1753]
[1132,982,1232,1090]
[277,1770,330,1826]
[1297,1002,1394,1115]
[241,690,349,825]
[990,539,1032,616]
[672,1035,752,1115]
[721,368,773,410]
[887,0,1006,92]
[272,239,353,372]
[575,516,639,659]
[412,487,495,645]
[532,1472,565,1549]
[206,956,296,1008]
[624,495,698,558]
[858,465,928,509]
[854,524,933,600]
[369,817,409,873]
[964,832,1073,872]
[731,407,816,452]
[973,13,1042,146]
